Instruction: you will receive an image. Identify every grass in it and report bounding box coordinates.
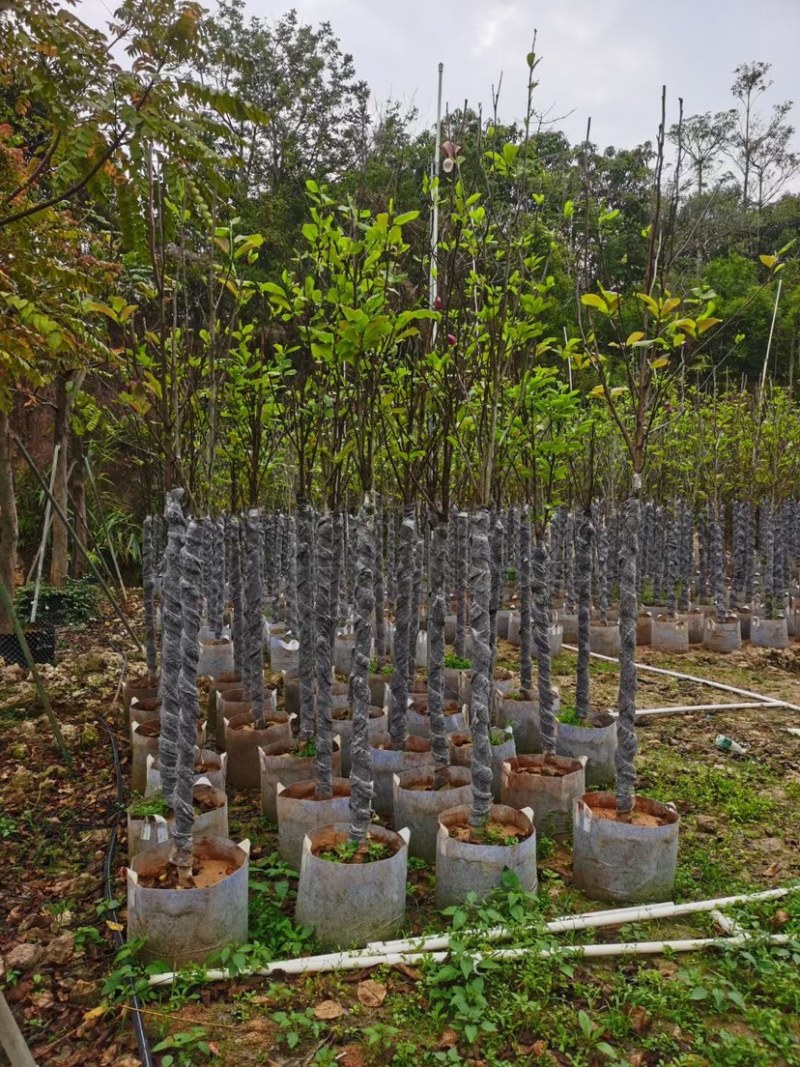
[99,636,800,1066]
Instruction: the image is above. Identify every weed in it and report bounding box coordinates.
[128,792,170,819]
[152,1026,213,1065]
[0,814,18,838]
[319,837,390,864]
[443,653,471,670]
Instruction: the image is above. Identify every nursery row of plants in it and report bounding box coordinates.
[120,446,800,966]
[3,3,800,1064]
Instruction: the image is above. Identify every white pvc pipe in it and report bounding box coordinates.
[149,930,792,987]
[147,886,795,987]
[482,932,790,964]
[562,643,800,712]
[631,702,780,718]
[369,885,792,956]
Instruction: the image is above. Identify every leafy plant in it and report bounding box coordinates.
[318,838,390,864]
[443,653,471,670]
[0,814,18,838]
[152,1026,213,1065]
[14,576,98,625]
[128,792,170,819]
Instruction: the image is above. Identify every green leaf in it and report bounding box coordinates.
[393,210,419,226]
[581,293,608,313]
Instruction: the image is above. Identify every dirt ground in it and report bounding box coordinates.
[1,597,800,1066]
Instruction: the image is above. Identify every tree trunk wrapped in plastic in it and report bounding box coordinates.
[468,508,493,828]
[615,494,639,816]
[159,489,186,808]
[349,498,376,843]
[245,510,265,728]
[297,500,315,739]
[172,518,202,884]
[427,512,450,785]
[314,513,335,800]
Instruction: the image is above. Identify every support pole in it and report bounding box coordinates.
[13,435,144,656]
[429,61,444,342]
[30,444,60,622]
[0,990,38,1067]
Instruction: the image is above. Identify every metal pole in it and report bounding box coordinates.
[30,444,60,623]
[429,61,444,342]
[12,434,144,656]
[760,278,783,396]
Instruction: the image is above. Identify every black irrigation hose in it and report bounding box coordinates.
[97,717,156,1067]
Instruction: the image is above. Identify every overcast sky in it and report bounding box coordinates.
[81,0,800,152]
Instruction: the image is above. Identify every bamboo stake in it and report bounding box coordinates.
[13,435,144,656]
[30,444,60,622]
[0,990,38,1067]
[0,577,70,763]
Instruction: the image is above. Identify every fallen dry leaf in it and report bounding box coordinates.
[393,962,422,982]
[628,1006,652,1035]
[519,1039,547,1056]
[246,1018,273,1034]
[313,999,346,1020]
[356,979,387,1008]
[765,861,781,878]
[336,1044,367,1067]
[437,1027,459,1050]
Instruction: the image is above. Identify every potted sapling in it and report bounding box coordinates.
[650,505,690,653]
[277,199,421,946]
[503,386,589,822]
[570,148,712,897]
[750,498,789,648]
[704,499,744,651]
[275,512,349,866]
[197,515,235,676]
[434,124,558,904]
[127,517,248,964]
[393,508,472,863]
[296,497,410,948]
[502,517,585,835]
[494,507,548,753]
[227,511,288,792]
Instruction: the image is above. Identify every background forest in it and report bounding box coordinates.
[1,0,800,614]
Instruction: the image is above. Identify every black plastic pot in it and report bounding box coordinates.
[0,626,56,666]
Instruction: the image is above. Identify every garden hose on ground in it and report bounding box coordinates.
[97,716,156,1067]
